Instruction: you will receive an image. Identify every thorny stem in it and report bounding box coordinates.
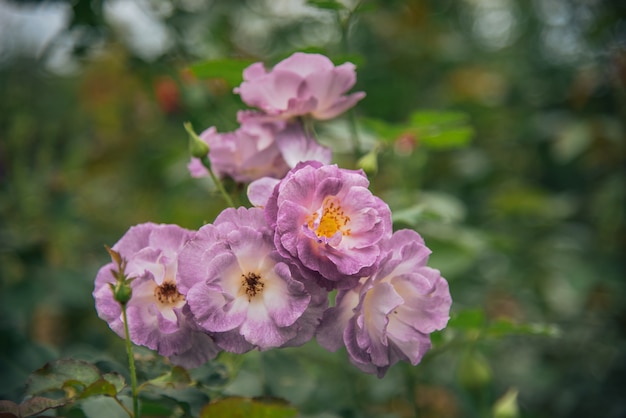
[122,304,140,418]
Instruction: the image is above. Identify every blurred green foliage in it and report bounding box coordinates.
[0,0,624,417]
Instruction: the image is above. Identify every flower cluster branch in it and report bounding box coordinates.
[93,52,452,379]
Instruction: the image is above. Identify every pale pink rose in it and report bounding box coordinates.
[234,52,365,121]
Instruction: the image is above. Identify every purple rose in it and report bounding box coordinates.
[93,223,220,369]
[316,229,452,377]
[234,52,366,120]
[188,115,331,184]
[187,121,290,183]
[238,111,332,169]
[264,161,392,290]
[177,207,328,352]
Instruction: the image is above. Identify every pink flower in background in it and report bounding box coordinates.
[316,229,452,377]
[177,207,328,353]
[187,122,289,183]
[93,223,220,369]
[234,52,365,120]
[264,161,392,290]
[188,115,331,184]
[275,121,332,168]
[238,111,333,169]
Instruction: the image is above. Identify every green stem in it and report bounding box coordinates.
[347,109,361,157]
[122,304,139,418]
[201,156,236,208]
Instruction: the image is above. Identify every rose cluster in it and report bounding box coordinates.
[93,53,451,377]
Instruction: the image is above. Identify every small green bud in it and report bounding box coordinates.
[110,281,132,305]
[185,121,209,158]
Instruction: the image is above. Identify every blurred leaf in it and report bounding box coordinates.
[490,186,575,221]
[361,110,473,150]
[306,0,346,11]
[190,361,230,388]
[79,378,119,399]
[200,397,298,418]
[487,319,561,338]
[360,118,406,143]
[141,385,209,418]
[25,359,101,398]
[0,396,67,418]
[552,121,592,163]
[391,204,426,226]
[457,350,492,390]
[79,395,128,418]
[356,148,379,174]
[189,59,257,86]
[493,388,519,418]
[143,366,192,389]
[392,191,466,226]
[447,310,560,340]
[0,400,20,416]
[410,111,473,149]
[419,126,474,149]
[410,110,469,127]
[448,309,486,331]
[102,373,126,393]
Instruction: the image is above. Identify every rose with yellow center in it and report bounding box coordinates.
[263,161,392,290]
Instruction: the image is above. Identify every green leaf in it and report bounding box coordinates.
[102,372,126,393]
[18,397,67,417]
[360,118,406,143]
[391,204,426,226]
[410,111,473,149]
[200,397,298,418]
[447,309,486,331]
[419,126,474,149]
[493,388,519,418]
[79,378,118,399]
[189,58,256,86]
[457,350,492,390]
[361,110,473,150]
[0,397,68,418]
[410,110,469,127]
[79,395,129,418]
[487,318,560,338]
[143,366,192,389]
[0,400,20,416]
[25,359,101,398]
[391,191,466,226]
[306,0,346,11]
